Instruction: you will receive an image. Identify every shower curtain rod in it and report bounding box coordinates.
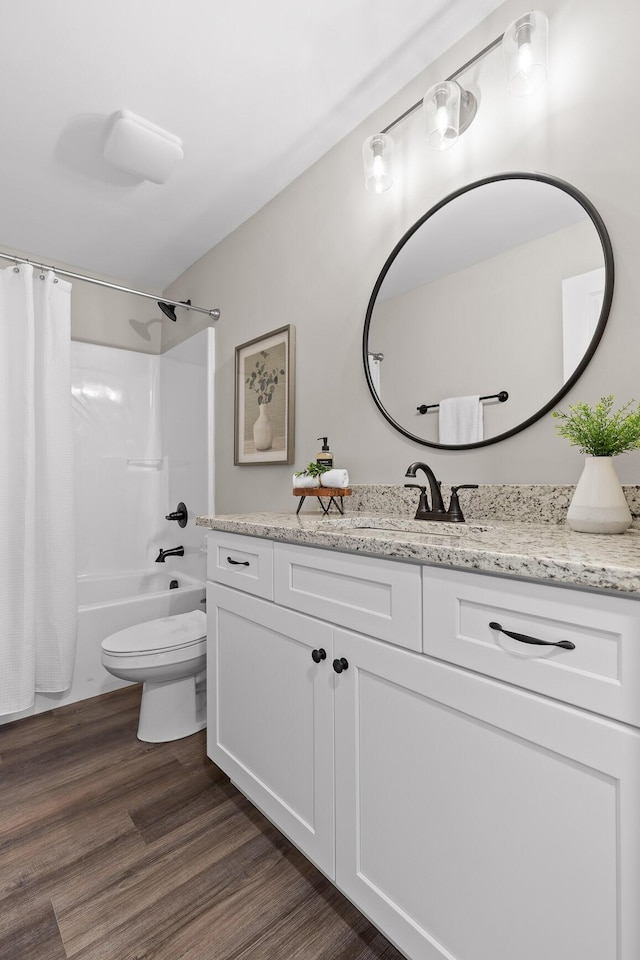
[0,251,221,320]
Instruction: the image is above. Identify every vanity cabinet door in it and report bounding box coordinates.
[333,627,640,960]
[207,582,335,878]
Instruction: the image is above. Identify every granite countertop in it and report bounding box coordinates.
[196,509,640,597]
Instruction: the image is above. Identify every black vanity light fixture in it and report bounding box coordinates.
[362,10,549,192]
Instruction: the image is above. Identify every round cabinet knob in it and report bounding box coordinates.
[332,657,349,674]
[311,648,327,663]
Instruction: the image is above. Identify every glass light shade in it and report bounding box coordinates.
[363,134,394,193]
[424,81,461,151]
[503,10,549,96]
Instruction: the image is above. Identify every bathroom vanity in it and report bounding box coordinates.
[200,507,640,960]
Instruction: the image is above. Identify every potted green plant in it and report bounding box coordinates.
[552,395,640,533]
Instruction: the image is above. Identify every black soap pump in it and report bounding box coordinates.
[316,437,334,469]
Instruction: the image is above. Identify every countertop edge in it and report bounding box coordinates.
[196,513,640,598]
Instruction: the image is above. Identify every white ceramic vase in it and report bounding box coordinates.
[566,456,631,534]
[253,403,273,451]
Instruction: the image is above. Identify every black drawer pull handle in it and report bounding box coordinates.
[227,556,250,566]
[489,621,575,651]
[311,648,327,664]
[333,657,349,674]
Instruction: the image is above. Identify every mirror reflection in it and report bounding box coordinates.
[364,174,613,449]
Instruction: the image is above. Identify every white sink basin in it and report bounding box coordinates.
[314,515,492,537]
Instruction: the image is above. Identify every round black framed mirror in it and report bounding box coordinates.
[363,172,614,450]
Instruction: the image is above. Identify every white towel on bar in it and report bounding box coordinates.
[439,396,483,444]
[293,473,320,488]
[319,468,349,488]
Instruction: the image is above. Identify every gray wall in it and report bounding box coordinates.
[163,0,640,508]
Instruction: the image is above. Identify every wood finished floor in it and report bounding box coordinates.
[0,686,406,960]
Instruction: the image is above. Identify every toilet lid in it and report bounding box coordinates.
[101,609,207,655]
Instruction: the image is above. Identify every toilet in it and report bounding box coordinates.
[101,609,207,743]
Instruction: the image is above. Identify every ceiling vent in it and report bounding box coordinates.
[103,109,183,184]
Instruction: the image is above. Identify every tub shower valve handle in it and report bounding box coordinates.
[165,502,188,528]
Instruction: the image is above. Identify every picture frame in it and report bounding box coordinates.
[234,324,295,465]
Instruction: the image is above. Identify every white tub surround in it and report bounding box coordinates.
[204,504,640,960]
[72,330,213,583]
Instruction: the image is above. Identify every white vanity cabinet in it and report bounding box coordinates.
[206,532,640,960]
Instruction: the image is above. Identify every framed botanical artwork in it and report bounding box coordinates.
[234,324,295,465]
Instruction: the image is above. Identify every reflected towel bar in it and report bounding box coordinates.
[417,391,508,415]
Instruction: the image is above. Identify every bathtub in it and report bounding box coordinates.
[1,568,206,723]
[77,569,204,609]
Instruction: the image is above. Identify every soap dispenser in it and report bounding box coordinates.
[316,437,334,469]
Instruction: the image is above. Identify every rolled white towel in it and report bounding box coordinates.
[293,473,320,488]
[319,468,349,488]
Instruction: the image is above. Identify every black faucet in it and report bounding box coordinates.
[404,462,478,522]
[155,546,185,563]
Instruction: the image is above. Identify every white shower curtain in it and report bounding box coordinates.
[0,263,77,714]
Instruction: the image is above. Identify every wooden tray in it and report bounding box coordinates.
[293,487,352,515]
[292,487,352,497]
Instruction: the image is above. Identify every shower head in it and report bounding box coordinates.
[158,301,176,322]
[157,299,191,322]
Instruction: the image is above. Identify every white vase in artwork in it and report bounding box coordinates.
[566,456,632,534]
[253,403,273,451]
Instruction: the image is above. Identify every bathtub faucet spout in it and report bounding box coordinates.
[155,546,185,563]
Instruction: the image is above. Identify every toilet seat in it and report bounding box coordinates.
[101,609,207,657]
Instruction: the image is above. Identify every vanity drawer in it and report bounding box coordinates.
[207,532,273,600]
[274,543,421,650]
[423,566,640,726]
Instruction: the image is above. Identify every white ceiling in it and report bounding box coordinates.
[0,0,504,291]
